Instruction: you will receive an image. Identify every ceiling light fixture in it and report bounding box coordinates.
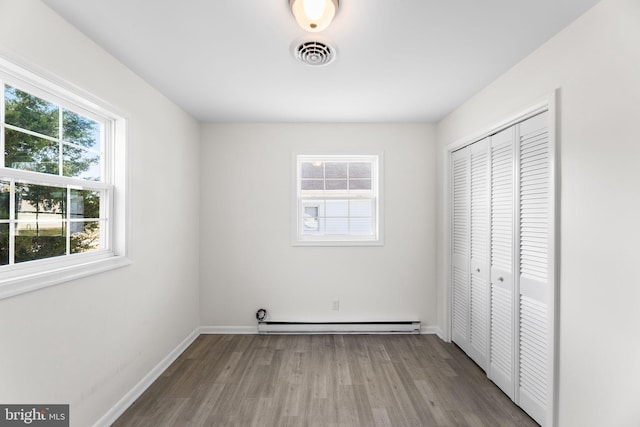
[290,0,339,32]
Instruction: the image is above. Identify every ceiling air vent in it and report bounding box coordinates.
[293,40,336,67]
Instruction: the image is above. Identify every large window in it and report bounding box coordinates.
[294,154,382,245]
[0,57,127,299]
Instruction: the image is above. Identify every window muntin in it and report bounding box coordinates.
[1,77,110,267]
[295,155,381,244]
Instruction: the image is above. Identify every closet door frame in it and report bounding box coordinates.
[442,91,558,427]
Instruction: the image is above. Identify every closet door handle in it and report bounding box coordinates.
[498,277,504,282]
[476,268,481,273]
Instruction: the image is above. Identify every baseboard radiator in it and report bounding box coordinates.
[257,321,421,335]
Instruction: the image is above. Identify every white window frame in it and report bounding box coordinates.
[0,56,130,300]
[292,153,384,246]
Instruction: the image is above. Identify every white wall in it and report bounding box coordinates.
[0,1,201,426]
[436,0,640,425]
[200,123,438,331]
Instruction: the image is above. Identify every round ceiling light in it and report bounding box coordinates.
[290,0,339,32]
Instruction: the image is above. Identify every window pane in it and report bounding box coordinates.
[325,162,347,178]
[303,206,319,232]
[71,221,100,254]
[15,221,66,263]
[302,200,325,216]
[301,179,324,190]
[0,224,8,265]
[5,129,59,174]
[326,200,348,217]
[4,85,59,138]
[63,144,100,180]
[70,189,100,219]
[0,181,9,220]
[349,218,373,235]
[349,179,371,190]
[301,162,324,178]
[349,162,371,178]
[63,109,101,151]
[16,183,66,220]
[326,179,347,190]
[350,200,372,217]
[325,218,348,235]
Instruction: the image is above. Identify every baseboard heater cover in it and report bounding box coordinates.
[257,321,421,334]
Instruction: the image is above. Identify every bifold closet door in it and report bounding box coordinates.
[450,140,490,371]
[468,139,490,370]
[517,111,554,426]
[450,110,554,426]
[488,126,516,400]
[451,147,470,353]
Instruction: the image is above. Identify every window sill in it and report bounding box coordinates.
[292,239,384,247]
[0,254,132,300]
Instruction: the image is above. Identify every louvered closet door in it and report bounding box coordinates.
[451,147,470,353]
[517,111,553,426]
[488,126,516,400]
[468,138,490,370]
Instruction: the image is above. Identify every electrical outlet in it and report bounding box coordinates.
[332,300,340,311]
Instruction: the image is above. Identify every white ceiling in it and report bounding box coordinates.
[42,0,600,123]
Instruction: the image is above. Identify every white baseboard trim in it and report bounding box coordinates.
[421,325,443,337]
[200,325,258,334]
[92,327,200,427]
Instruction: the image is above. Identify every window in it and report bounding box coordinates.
[0,57,128,299]
[294,154,382,245]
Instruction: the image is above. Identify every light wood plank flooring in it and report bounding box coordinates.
[114,334,537,426]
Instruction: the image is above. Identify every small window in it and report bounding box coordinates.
[0,56,128,299]
[294,154,382,245]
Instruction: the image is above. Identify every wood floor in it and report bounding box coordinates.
[113,334,538,427]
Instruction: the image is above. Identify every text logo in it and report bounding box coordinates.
[0,405,68,426]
